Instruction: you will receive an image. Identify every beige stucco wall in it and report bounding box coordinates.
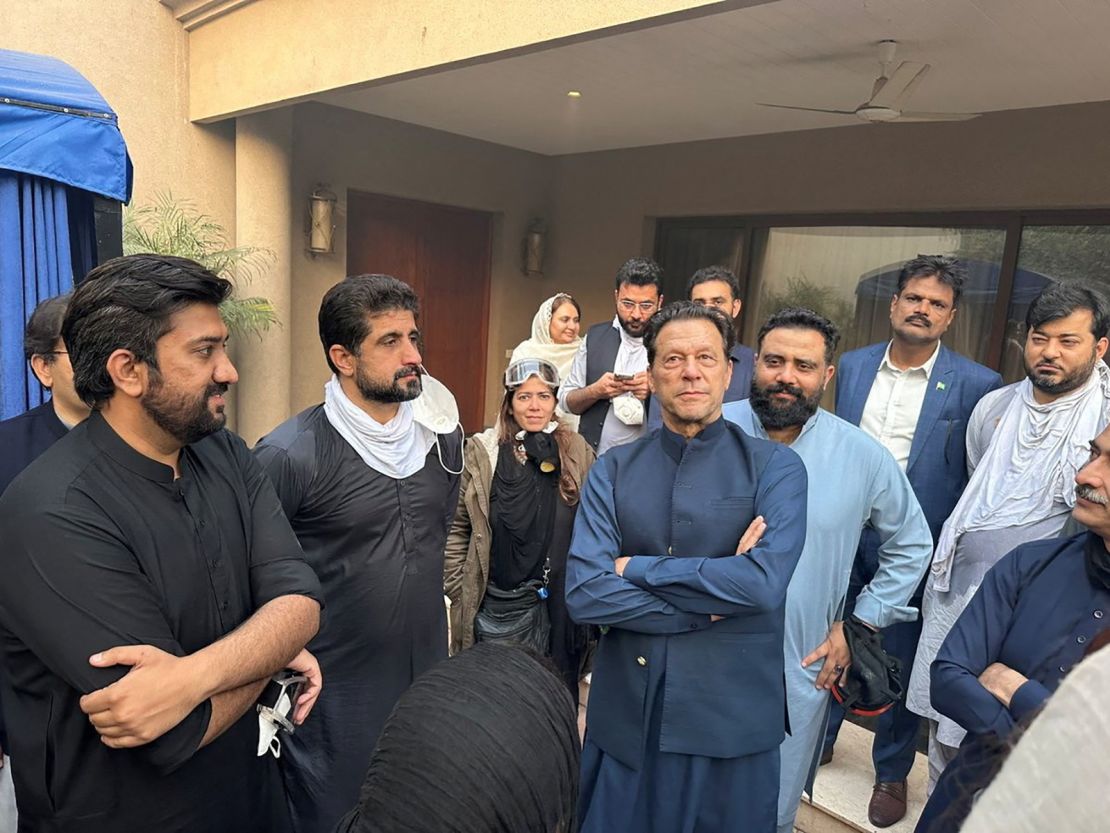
[269,97,1110,432]
[186,0,750,122]
[11,2,1110,435]
[545,99,1110,323]
[288,102,555,426]
[4,0,235,231]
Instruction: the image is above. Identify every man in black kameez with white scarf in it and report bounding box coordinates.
[255,275,462,833]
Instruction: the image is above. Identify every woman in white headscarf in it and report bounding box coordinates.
[511,293,583,430]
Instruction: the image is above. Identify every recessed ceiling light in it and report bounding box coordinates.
[566,90,582,98]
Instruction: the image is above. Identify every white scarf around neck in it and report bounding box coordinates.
[931,360,1110,591]
[323,375,436,480]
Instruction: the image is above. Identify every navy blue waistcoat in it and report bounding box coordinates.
[579,321,621,450]
[585,420,801,766]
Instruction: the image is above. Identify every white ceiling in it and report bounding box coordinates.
[317,0,1110,155]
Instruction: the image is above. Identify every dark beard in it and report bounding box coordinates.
[1024,350,1098,396]
[749,380,823,430]
[355,364,423,404]
[617,316,646,338]
[142,375,228,445]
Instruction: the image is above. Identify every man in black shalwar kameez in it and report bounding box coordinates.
[255,275,462,833]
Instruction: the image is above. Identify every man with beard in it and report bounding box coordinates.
[254,274,462,833]
[560,257,663,454]
[908,281,1110,788]
[913,423,1110,833]
[0,255,323,832]
[722,308,932,833]
[822,255,1001,826]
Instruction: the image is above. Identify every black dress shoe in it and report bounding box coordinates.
[818,746,833,766]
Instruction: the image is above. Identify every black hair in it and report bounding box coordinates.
[23,294,71,363]
[62,255,231,407]
[643,301,734,365]
[319,274,420,374]
[896,254,966,307]
[346,644,579,833]
[757,307,841,365]
[1026,281,1110,340]
[687,265,741,301]
[613,257,663,292]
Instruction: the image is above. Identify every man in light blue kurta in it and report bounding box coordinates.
[723,308,932,833]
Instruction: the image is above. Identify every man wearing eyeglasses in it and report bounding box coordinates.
[0,294,90,497]
[560,257,663,455]
[0,293,90,829]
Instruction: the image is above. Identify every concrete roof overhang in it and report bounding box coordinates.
[171,0,1110,155]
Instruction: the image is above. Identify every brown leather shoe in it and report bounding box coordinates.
[868,780,907,828]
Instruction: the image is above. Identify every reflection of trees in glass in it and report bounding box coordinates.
[955,225,1110,284]
[1016,226,1110,284]
[761,274,855,343]
[950,228,1002,263]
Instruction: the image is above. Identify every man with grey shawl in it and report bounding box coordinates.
[908,282,1110,790]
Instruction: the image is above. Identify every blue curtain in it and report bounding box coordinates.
[0,171,79,418]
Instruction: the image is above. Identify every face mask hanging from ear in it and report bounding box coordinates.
[412,367,464,475]
[412,368,459,434]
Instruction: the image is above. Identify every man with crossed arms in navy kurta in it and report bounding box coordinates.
[567,301,808,832]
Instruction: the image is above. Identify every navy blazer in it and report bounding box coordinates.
[916,533,1110,833]
[566,418,808,765]
[836,343,1002,545]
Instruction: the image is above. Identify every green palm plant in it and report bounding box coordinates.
[123,191,279,338]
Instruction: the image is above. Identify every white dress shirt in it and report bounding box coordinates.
[558,317,648,456]
[858,341,940,471]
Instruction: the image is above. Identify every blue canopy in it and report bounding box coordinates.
[0,48,132,202]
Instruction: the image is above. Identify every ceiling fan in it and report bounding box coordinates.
[758,40,981,124]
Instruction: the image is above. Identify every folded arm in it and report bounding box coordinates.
[0,504,215,773]
[620,446,808,616]
[565,461,712,634]
[931,549,1037,738]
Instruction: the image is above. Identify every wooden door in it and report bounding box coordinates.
[347,191,492,432]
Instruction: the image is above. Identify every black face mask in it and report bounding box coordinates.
[1085,532,1110,592]
[521,431,560,475]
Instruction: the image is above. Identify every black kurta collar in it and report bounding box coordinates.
[86,410,177,483]
[659,414,727,464]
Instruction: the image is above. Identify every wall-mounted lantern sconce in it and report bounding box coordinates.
[522,218,545,277]
[307,186,337,254]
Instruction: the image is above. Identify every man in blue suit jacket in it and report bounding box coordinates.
[822,255,1002,827]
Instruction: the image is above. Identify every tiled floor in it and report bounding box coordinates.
[798,721,928,833]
